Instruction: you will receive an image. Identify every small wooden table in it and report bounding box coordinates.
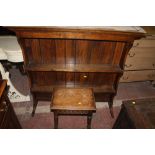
[50,88,96,129]
[113,98,155,129]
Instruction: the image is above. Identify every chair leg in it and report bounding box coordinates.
[54,112,58,129]
[87,114,92,129]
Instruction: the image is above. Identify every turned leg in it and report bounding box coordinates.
[31,94,38,117]
[108,101,114,118]
[54,112,58,129]
[87,113,92,129]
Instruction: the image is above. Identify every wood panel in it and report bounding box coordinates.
[39,39,56,64]
[89,41,116,64]
[129,47,155,57]
[65,72,75,86]
[121,27,155,83]
[112,42,125,65]
[125,58,155,70]
[125,46,155,70]
[56,72,66,85]
[120,70,155,82]
[55,40,66,64]
[100,42,116,64]
[133,39,155,47]
[30,39,42,64]
[65,40,75,64]
[75,40,90,64]
[23,39,33,64]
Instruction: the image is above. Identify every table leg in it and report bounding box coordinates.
[87,113,92,129]
[108,101,114,118]
[54,112,58,129]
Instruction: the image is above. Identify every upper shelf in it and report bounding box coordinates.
[25,64,123,73]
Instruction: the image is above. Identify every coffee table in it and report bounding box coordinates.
[50,88,96,129]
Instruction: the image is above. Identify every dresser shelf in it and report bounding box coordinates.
[25,64,123,73]
[31,85,116,94]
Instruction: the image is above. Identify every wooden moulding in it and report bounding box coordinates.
[7,27,146,41]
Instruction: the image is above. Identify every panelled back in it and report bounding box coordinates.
[22,39,125,65]
[21,38,126,89]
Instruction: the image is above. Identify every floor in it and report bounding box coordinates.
[9,68,155,129]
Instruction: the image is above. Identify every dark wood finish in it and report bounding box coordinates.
[87,113,93,129]
[113,98,155,129]
[0,80,22,129]
[51,88,96,129]
[7,27,145,117]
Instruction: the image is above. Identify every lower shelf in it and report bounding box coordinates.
[31,85,116,94]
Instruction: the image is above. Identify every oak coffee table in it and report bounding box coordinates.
[50,88,96,129]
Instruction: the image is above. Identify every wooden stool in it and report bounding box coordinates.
[50,88,96,129]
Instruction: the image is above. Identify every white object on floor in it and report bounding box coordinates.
[0,36,30,102]
[0,36,23,62]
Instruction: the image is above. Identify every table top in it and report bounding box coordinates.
[123,98,155,128]
[51,88,96,111]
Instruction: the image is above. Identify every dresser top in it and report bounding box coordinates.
[7,26,145,41]
[7,26,146,33]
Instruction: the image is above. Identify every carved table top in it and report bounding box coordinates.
[51,88,96,111]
